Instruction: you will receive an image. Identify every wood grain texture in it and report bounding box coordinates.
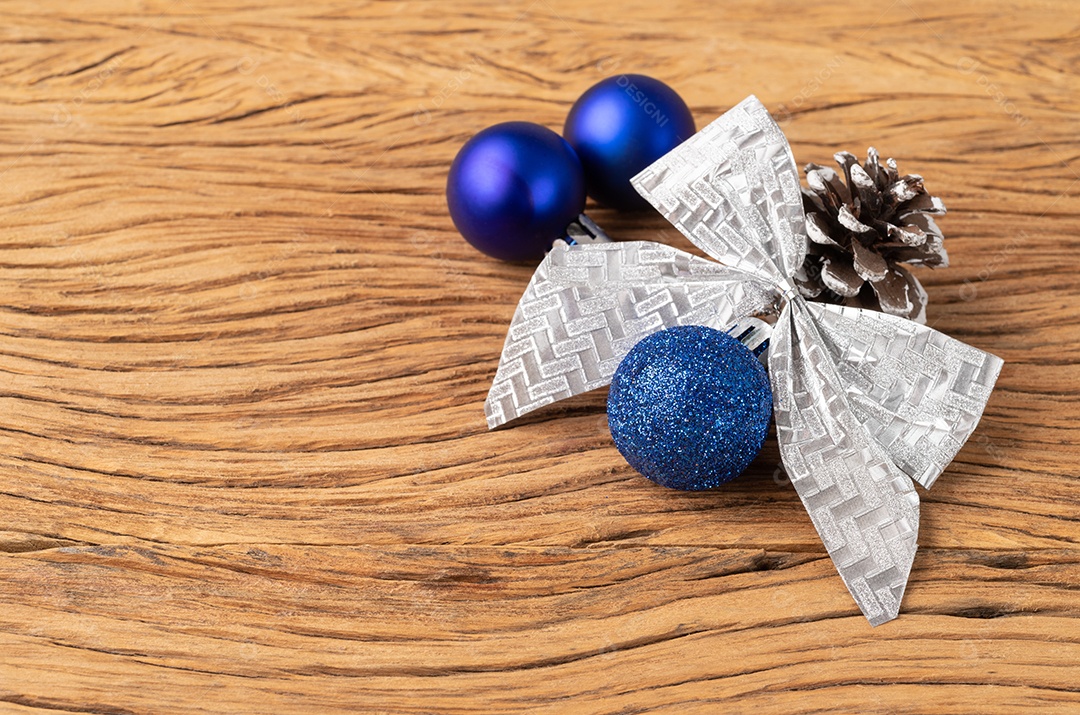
[0,0,1077,712]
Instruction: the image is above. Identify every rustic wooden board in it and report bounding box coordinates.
[0,0,1077,712]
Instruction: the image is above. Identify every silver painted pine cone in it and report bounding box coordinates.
[795,148,948,323]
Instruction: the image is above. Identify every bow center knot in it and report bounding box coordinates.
[769,280,801,315]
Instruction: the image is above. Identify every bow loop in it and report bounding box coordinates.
[631,95,807,290]
[485,241,777,429]
[804,302,1003,489]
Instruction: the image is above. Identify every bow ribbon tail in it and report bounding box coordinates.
[771,298,920,625]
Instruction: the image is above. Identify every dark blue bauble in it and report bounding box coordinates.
[447,122,586,262]
[607,325,773,491]
[564,74,695,211]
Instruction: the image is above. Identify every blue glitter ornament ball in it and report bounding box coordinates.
[447,121,586,262]
[607,325,773,491]
[564,74,695,211]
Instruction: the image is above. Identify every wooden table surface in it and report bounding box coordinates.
[1,1,1078,713]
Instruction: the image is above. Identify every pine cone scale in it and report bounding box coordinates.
[837,204,874,234]
[806,212,841,246]
[851,239,890,282]
[821,256,864,297]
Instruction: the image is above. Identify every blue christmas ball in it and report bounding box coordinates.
[447,121,586,262]
[564,74,695,211]
[607,325,773,491]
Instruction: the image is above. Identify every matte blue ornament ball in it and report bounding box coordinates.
[607,325,773,491]
[564,74,695,211]
[447,121,586,262]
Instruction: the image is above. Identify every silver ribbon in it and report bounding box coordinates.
[484,96,1003,626]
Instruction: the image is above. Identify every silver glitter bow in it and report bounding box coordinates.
[484,96,1003,626]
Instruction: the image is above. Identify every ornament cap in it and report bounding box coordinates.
[559,213,612,248]
[727,316,772,364]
